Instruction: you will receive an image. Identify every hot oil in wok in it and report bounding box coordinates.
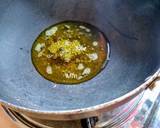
[31,21,109,84]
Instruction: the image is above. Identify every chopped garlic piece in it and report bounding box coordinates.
[45,27,58,36]
[35,43,45,52]
[38,49,45,57]
[64,25,70,29]
[65,72,77,79]
[87,53,98,60]
[77,76,83,80]
[64,58,71,62]
[77,63,84,70]
[46,65,52,74]
[85,28,90,32]
[64,73,69,78]
[64,40,70,45]
[76,45,86,51]
[46,54,53,58]
[92,41,98,46]
[82,68,91,75]
[79,25,90,32]
[79,25,86,29]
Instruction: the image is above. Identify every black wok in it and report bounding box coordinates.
[0,0,159,120]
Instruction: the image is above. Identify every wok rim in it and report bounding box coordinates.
[0,68,159,120]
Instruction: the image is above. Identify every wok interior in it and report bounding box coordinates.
[0,0,159,111]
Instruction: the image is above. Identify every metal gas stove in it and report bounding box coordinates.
[1,81,160,128]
